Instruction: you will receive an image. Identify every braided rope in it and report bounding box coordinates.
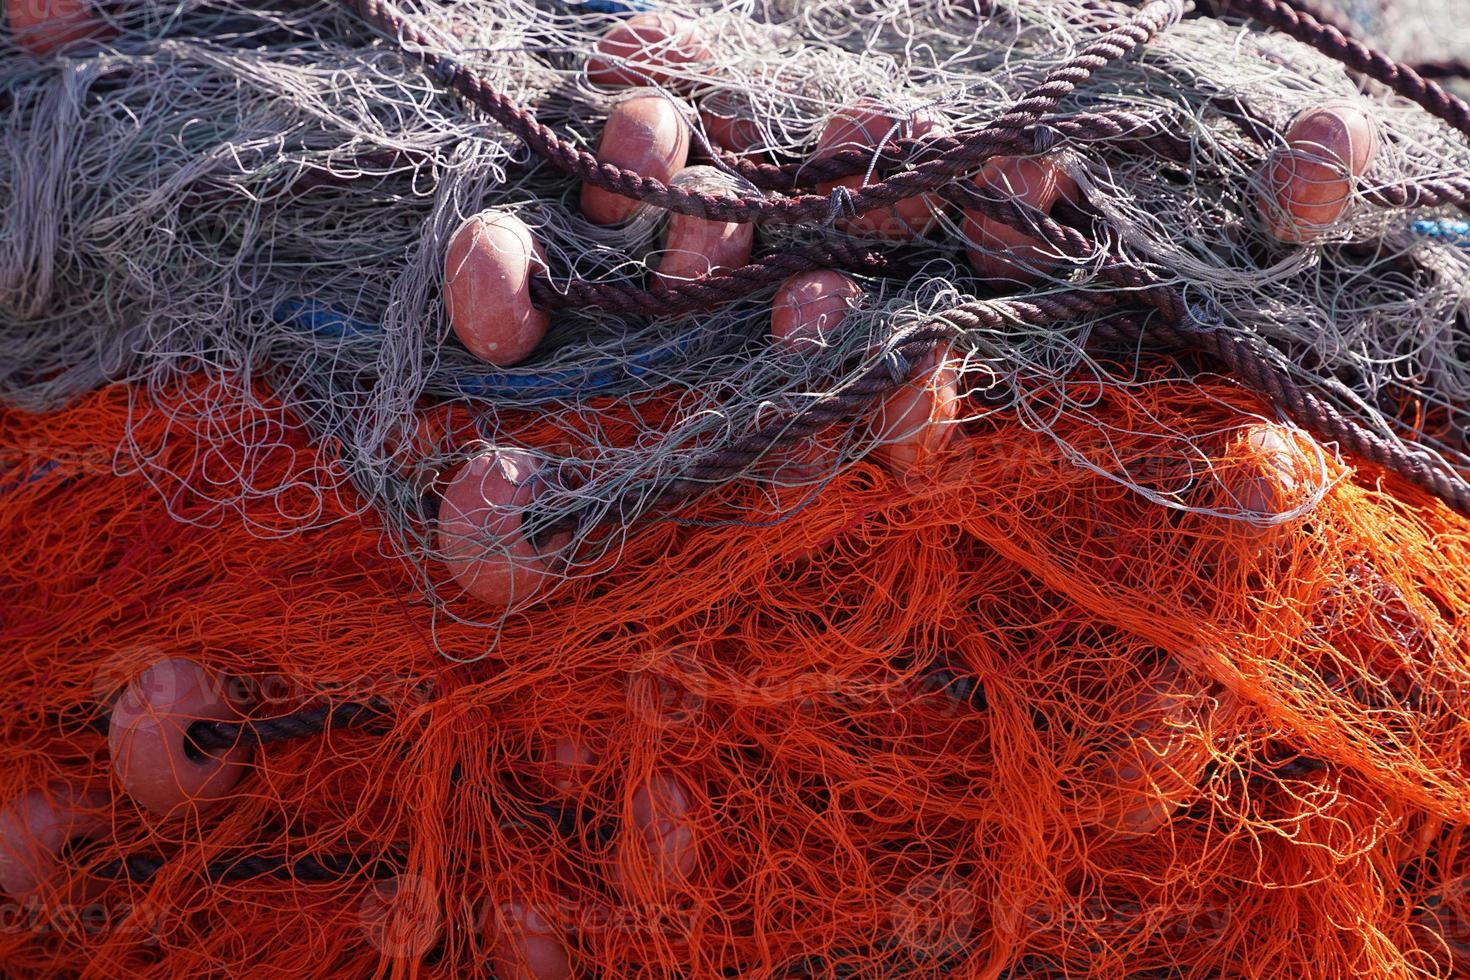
[1092,315,1470,516]
[940,181,1188,321]
[186,700,390,753]
[1361,175,1470,212]
[1408,59,1470,81]
[706,109,1195,191]
[1204,0,1470,144]
[658,294,1121,491]
[536,256,1470,533]
[528,238,892,315]
[689,295,1106,488]
[333,0,1470,521]
[1248,0,1363,38]
[340,0,1185,225]
[87,802,600,888]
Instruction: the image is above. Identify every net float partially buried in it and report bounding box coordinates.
[0,784,109,901]
[1079,659,1225,837]
[444,210,551,368]
[360,875,445,961]
[1218,422,1321,522]
[1414,877,1470,976]
[770,270,863,352]
[486,899,573,980]
[581,90,691,226]
[760,271,866,496]
[585,11,712,89]
[1259,101,1380,243]
[539,736,599,798]
[7,0,111,57]
[651,166,754,288]
[869,345,962,475]
[613,767,701,900]
[814,99,950,240]
[108,658,252,817]
[963,154,1079,284]
[699,89,765,158]
[437,448,570,609]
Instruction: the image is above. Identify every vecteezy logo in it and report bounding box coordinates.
[625,645,708,731]
[890,873,977,962]
[359,874,442,959]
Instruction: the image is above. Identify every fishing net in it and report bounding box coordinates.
[2,375,1469,976]
[3,0,1470,975]
[5,0,1470,595]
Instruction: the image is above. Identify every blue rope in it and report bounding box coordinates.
[274,298,703,400]
[1411,219,1470,246]
[0,460,61,495]
[566,0,651,14]
[274,299,377,339]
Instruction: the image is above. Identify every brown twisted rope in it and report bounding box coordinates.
[1408,59,1470,82]
[1202,0,1470,144]
[939,189,1470,515]
[528,238,892,316]
[527,233,1470,536]
[1090,314,1470,516]
[324,0,1470,523]
[1238,0,1363,39]
[1361,175,1470,212]
[703,109,1195,191]
[539,298,1470,535]
[339,0,1185,225]
[657,292,1123,492]
[939,180,1188,322]
[58,699,391,750]
[518,157,1470,523]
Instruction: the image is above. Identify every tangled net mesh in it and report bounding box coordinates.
[3,375,1470,976]
[3,0,1470,975]
[4,0,1470,602]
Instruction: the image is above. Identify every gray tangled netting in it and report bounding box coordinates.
[3,0,1470,611]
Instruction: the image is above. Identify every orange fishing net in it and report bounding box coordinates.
[2,368,1468,978]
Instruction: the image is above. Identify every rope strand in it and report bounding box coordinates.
[339,0,1185,225]
[1203,0,1470,143]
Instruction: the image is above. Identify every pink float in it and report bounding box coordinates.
[109,658,251,816]
[444,210,550,367]
[813,99,949,240]
[437,448,570,608]
[581,90,691,226]
[770,270,863,352]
